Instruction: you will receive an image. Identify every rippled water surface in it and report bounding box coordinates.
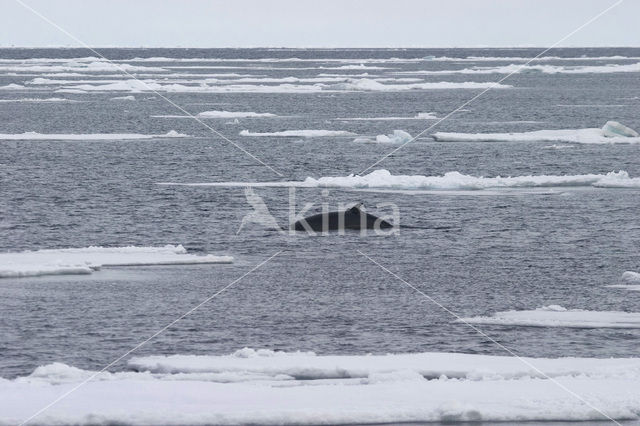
[1,47,640,379]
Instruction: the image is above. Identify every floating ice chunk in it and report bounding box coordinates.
[198,110,276,118]
[602,121,639,138]
[607,285,640,292]
[458,305,640,328]
[56,88,87,94]
[129,348,640,381]
[541,144,576,149]
[163,130,189,138]
[398,62,640,75]
[354,130,413,144]
[157,169,640,190]
[0,83,25,90]
[110,95,136,101]
[622,271,640,282]
[326,78,510,91]
[376,130,413,144]
[433,123,640,144]
[239,129,355,137]
[0,245,233,279]
[609,271,640,290]
[0,131,188,141]
[415,112,438,119]
[0,97,76,103]
[336,112,438,121]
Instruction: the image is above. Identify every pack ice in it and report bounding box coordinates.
[4,349,640,424]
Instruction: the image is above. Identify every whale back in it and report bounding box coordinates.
[293,204,392,232]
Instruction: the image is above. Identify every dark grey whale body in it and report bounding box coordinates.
[293,204,393,232]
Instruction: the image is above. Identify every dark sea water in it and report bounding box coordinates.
[1,47,640,383]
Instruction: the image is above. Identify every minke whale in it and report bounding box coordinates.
[293,203,393,232]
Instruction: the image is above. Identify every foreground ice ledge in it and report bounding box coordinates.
[4,349,640,424]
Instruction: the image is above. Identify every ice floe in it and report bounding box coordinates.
[3,349,640,424]
[354,130,414,144]
[607,272,640,292]
[433,121,640,144]
[0,61,166,74]
[198,110,276,118]
[0,245,233,279]
[399,62,640,75]
[0,97,77,103]
[109,95,136,101]
[239,129,355,137]
[129,348,640,381]
[541,144,576,149]
[338,112,438,121]
[602,120,639,138]
[458,305,640,328]
[325,78,510,91]
[622,271,640,282]
[0,83,25,90]
[0,130,188,141]
[54,78,510,94]
[156,169,640,190]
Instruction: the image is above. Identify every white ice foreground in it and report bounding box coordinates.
[158,169,640,190]
[433,121,640,144]
[0,130,187,141]
[458,305,640,328]
[0,245,233,278]
[3,349,640,424]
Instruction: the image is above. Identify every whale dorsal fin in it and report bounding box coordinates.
[349,202,363,214]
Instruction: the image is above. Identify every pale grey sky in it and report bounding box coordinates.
[1,0,638,48]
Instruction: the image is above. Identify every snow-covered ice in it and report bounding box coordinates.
[55,78,510,94]
[354,130,414,144]
[602,120,639,138]
[339,112,438,121]
[129,348,640,381]
[607,272,640,291]
[0,83,25,90]
[3,349,640,424]
[325,78,510,91]
[541,144,576,149]
[398,62,640,75]
[156,169,640,190]
[0,97,76,103]
[458,305,640,328]
[0,245,233,278]
[433,121,640,144]
[109,95,136,101]
[197,110,276,118]
[622,271,640,282]
[0,131,188,141]
[240,129,355,138]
